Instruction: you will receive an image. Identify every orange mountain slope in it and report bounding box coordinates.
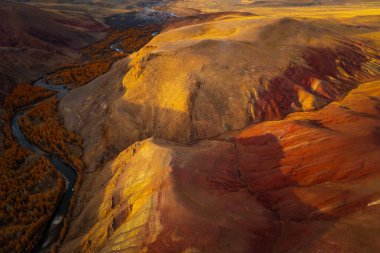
[60,79,380,252]
[60,11,380,171]
[57,3,380,252]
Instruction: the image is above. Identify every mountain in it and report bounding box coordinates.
[57,3,380,252]
[60,11,380,171]
[166,0,380,16]
[0,1,107,152]
[60,79,380,252]
[1,0,379,252]
[0,2,106,100]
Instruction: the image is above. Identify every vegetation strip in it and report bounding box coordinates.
[1,24,159,253]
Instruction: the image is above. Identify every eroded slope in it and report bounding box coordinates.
[60,79,380,252]
[61,12,380,171]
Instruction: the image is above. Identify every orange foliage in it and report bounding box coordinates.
[15,96,85,252]
[3,84,55,113]
[2,84,55,148]
[118,27,155,53]
[18,97,84,174]
[80,29,127,57]
[80,26,156,57]
[47,26,157,88]
[0,144,64,253]
[0,25,158,252]
[46,60,112,87]
[0,83,84,252]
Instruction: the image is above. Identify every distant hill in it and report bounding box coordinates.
[239,0,380,6]
[0,2,107,152]
[0,2,106,101]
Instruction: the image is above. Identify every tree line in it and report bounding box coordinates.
[0,83,84,253]
[47,25,158,88]
[0,24,157,251]
[18,97,84,176]
[2,84,55,148]
[0,144,64,253]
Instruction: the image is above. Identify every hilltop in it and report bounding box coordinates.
[2,1,380,252]
[61,9,380,171]
[57,2,380,252]
[61,79,380,252]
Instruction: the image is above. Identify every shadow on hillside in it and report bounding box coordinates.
[146,133,341,253]
[235,133,335,253]
[72,97,379,253]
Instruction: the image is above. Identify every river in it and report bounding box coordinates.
[11,79,77,252]
[11,41,126,252]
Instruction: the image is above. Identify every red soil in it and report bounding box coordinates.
[248,42,380,121]
[149,80,380,252]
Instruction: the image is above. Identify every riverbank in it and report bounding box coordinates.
[0,84,69,253]
[1,12,169,251]
[11,79,79,252]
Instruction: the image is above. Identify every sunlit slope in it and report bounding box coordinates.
[59,4,380,252]
[60,80,380,253]
[61,11,380,171]
[167,0,380,16]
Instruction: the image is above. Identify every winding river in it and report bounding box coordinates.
[10,42,126,252]
[11,79,77,252]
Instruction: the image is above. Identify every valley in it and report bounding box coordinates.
[0,4,161,251]
[1,0,380,253]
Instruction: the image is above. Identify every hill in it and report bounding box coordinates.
[0,2,106,100]
[60,8,380,171]
[58,4,380,251]
[60,79,380,252]
[0,2,107,152]
[165,0,380,16]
